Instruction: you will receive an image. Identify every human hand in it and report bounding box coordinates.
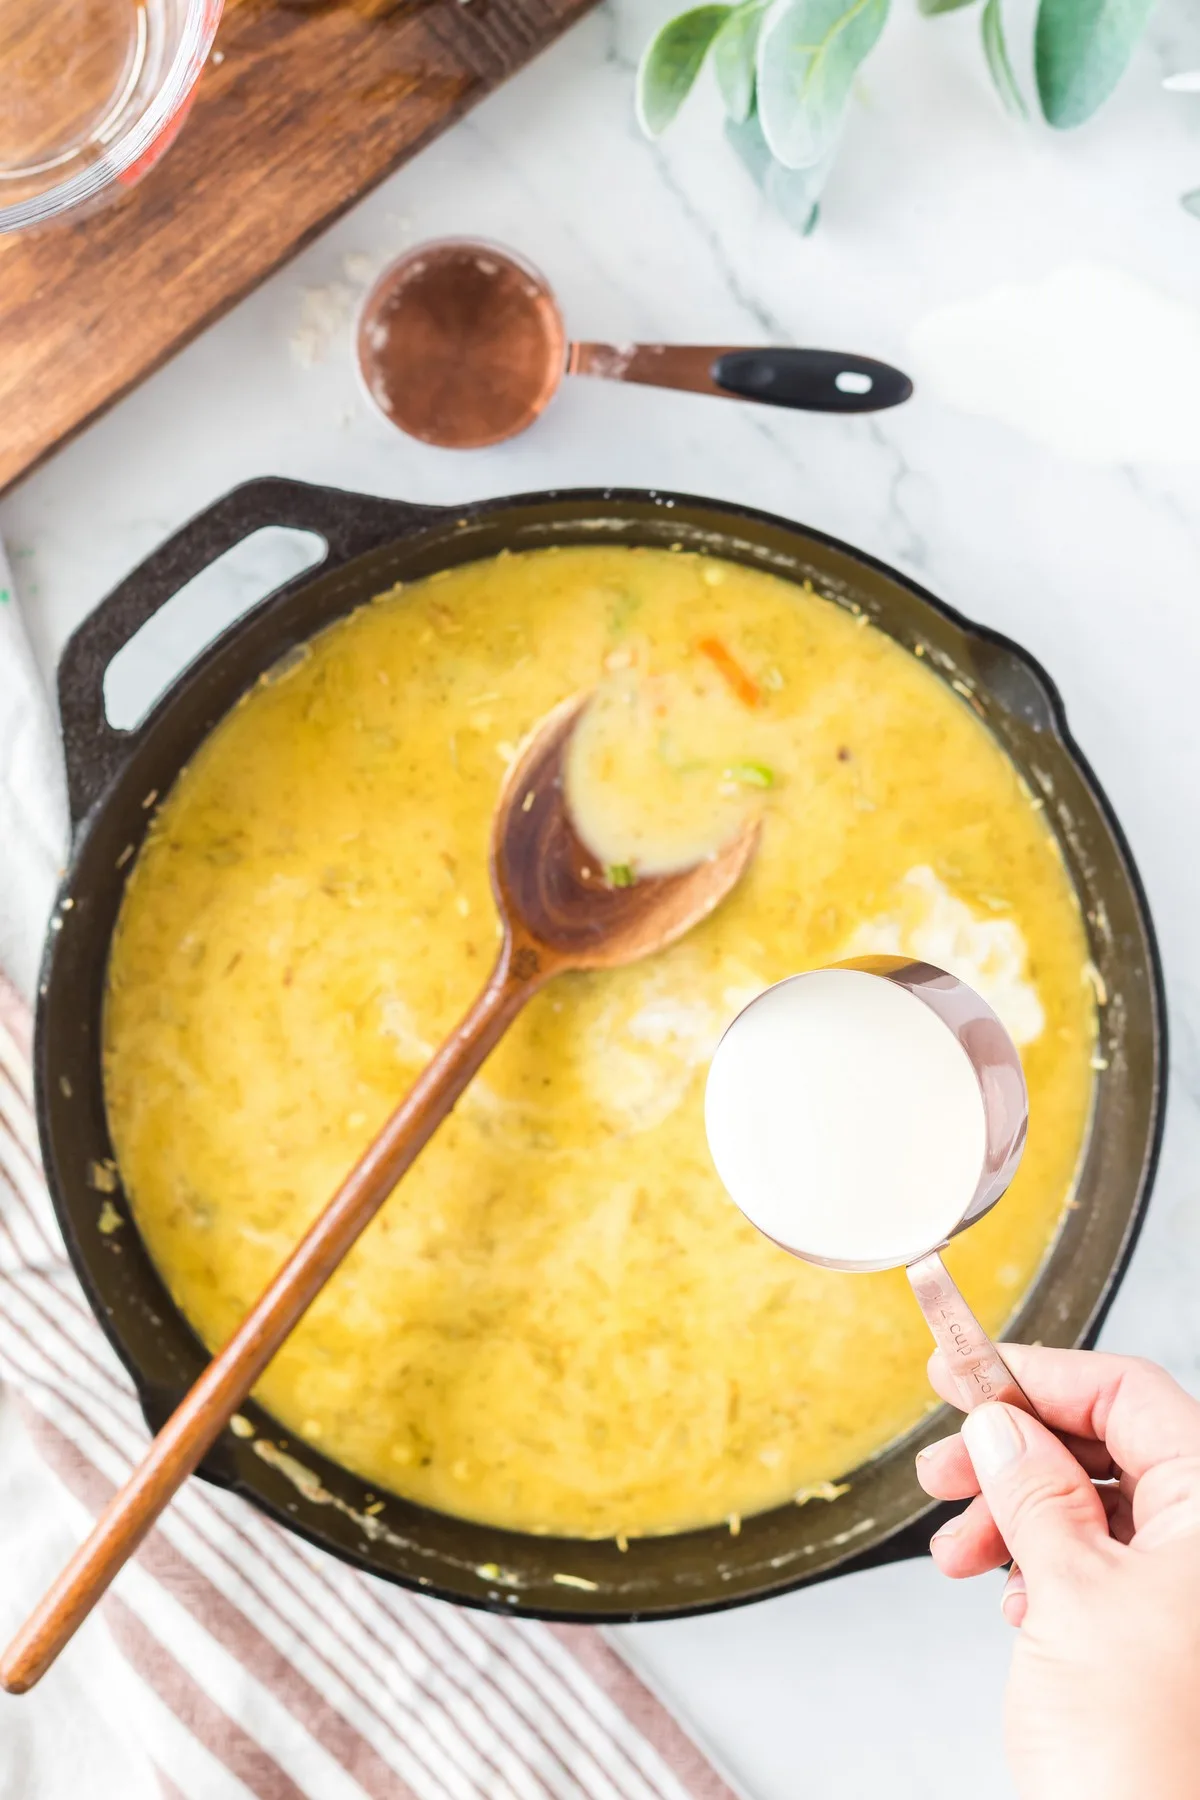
[916,1345,1200,1800]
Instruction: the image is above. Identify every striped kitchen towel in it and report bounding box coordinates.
[0,974,741,1800]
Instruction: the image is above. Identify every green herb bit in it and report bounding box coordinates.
[607,863,636,888]
[726,761,775,789]
[607,589,643,634]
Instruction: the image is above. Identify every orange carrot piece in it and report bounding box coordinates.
[697,636,761,709]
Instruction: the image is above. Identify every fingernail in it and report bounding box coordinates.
[915,1434,958,1465]
[1000,1570,1026,1625]
[929,1519,962,1567]
[962,1404,1023,1477]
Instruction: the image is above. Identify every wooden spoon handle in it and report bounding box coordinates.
[0,937,544,1694]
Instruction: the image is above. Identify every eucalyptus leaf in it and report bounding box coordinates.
[1034,0,1156,129]
[981,0,1027,116]
[756,0,891,171]
[636,5,733,138]
[714,1,769,123]
[725,107,775,184]
[918,0,977,13]
[724,109,835,231]
[765,158,827,233]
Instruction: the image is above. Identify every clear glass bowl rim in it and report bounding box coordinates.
[0,0,223,234]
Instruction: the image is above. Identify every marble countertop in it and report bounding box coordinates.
[3,2,1200,1793]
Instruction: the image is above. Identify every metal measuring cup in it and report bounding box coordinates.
[706,954,1040,1419]
[355,239,913,449]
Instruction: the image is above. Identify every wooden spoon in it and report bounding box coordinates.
[1,692,758,1693]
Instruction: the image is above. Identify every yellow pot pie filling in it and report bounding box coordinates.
[103,546,1094,1539]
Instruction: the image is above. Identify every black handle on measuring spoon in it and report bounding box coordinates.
[712,348,913,414]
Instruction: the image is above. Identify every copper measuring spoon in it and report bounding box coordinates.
[0,694,758,1694]
[356,239,914,448]
[706,957,1041,1419]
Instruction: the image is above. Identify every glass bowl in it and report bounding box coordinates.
[0,0,221,234]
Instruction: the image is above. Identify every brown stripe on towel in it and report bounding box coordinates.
[208,1501,538,1800]
[549,1627,743,1800]
[104,1594,313,1800]
[0,973,32,1065]
[20,1406,420,1800]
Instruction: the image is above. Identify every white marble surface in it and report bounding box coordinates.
[3,0,1200,1793]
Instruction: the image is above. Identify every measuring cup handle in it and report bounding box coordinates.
[906,1251,1039,1417]
[712,348,913,413]
[566,344,912,413]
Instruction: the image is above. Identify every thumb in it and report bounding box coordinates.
[961,1402,1109,1585]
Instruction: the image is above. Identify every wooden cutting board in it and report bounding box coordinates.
[0,0,595,496]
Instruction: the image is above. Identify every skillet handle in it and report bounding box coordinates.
[57,478,438,829]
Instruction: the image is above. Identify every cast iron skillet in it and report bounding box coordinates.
[36,479,1166,1623]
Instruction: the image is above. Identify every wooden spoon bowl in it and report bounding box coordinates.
[495,692,759,974]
